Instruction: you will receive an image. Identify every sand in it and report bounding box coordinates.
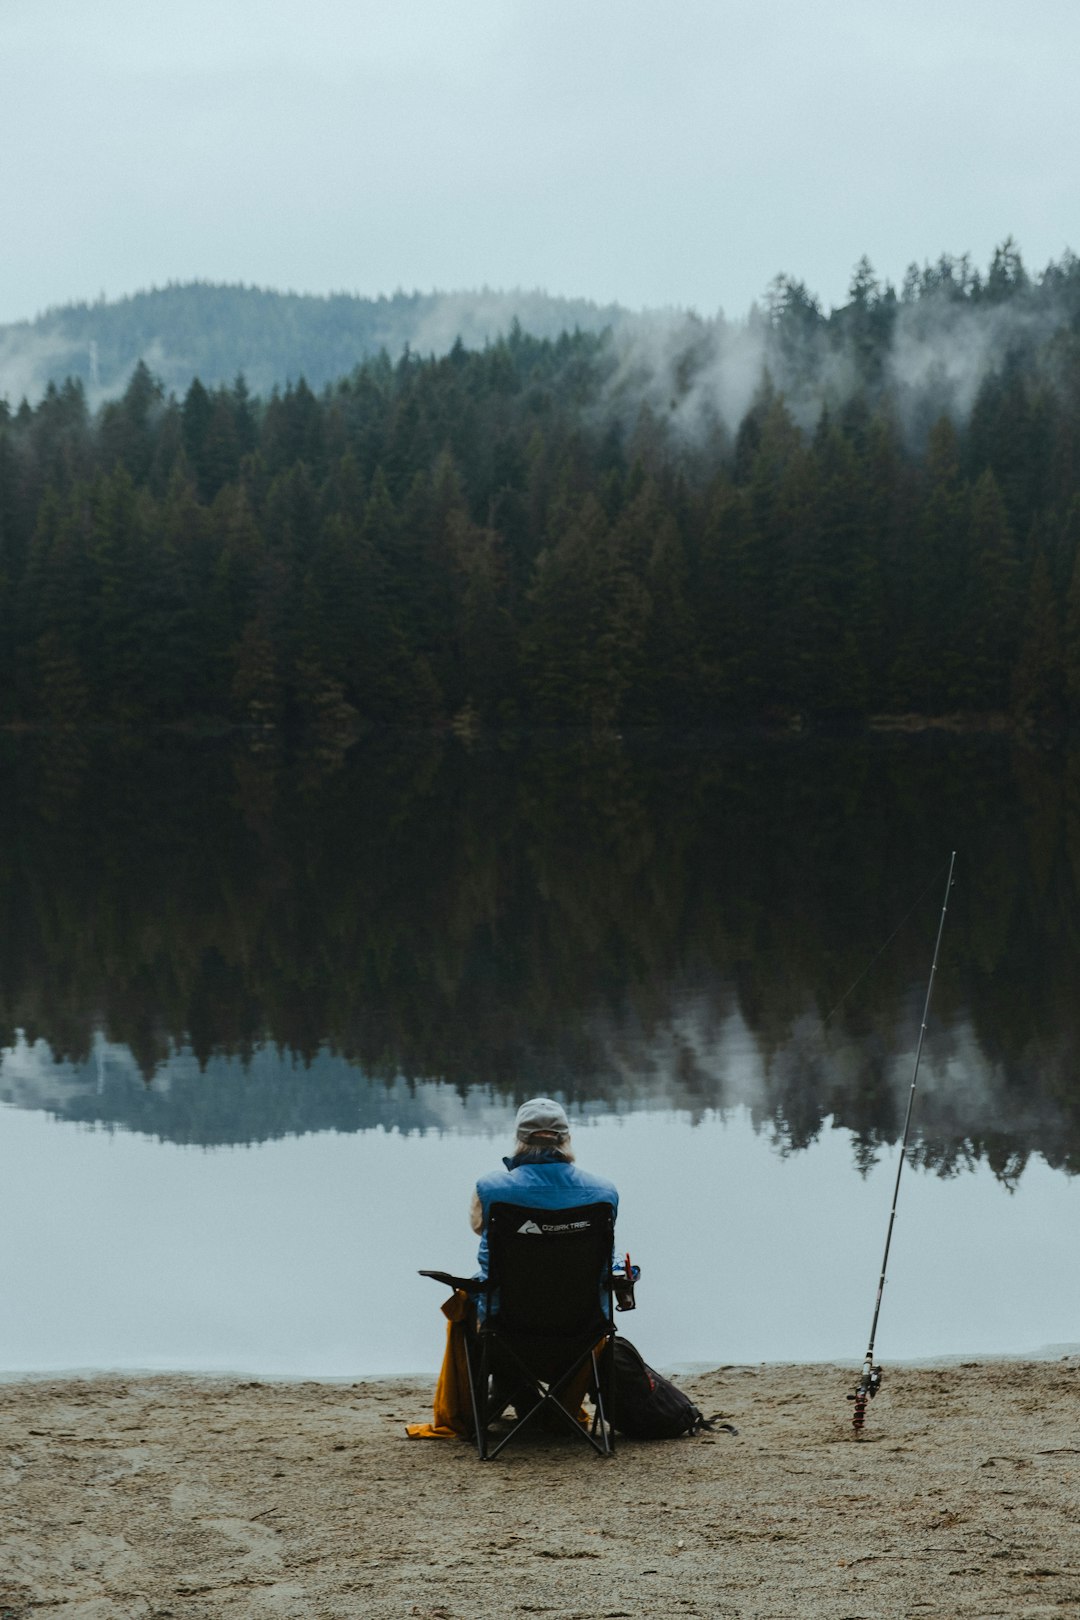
[1,1358,1078,1619]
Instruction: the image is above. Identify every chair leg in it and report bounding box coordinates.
[464,1330,488,1460]
[491,1340,614,1459]
[467,1333,617,1460]
[589,1343,614,1457]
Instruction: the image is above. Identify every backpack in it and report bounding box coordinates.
[610,1337,738,1440]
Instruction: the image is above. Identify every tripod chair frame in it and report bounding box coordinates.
[423,1198,618,1461]
[472,1199,617,1460]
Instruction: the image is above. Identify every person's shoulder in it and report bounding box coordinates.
[476,1164,515,1194]
[572,1165,618,1199]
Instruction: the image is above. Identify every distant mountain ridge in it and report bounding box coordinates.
[0,281,637,405]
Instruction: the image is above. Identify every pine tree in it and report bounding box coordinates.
[84,466,158,719]
[98,361,163,484]
[231,615,282,730]
[451,513,518,725]
[524,494,649,731]
[17,487,94,722]
[1011,546,1064,737]
[615,478,696,722]
[961,469,1021,710]
[1062,523,1080,721]
[887,417,967,712]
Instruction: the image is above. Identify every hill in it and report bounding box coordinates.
[0,281,636,405]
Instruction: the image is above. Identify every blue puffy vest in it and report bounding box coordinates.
[474,1151,619,1282]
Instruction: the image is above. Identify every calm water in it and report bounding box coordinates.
[1,731,1078,1375]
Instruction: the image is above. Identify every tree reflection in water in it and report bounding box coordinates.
[1,730,1077,1179]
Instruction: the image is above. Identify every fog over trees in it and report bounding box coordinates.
[4,241,1080,735]
[0,283,636,404]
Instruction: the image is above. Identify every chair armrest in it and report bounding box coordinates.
[418,1269,483,1294]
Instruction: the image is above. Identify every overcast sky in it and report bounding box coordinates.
[2,0,1078,327]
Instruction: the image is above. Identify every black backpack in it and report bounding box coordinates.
[611,1338,738,1440]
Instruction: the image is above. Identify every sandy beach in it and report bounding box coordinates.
[1,1358,1078,1619]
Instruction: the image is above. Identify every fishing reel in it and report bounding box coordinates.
[848,1361,883,1433]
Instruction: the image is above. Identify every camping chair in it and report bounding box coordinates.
[421,1199,617,1460]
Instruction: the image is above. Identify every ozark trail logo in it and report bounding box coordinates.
[516,1217,592,1235]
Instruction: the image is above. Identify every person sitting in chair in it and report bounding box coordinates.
[406,1096,619,1441]
[470,1097,619,1289]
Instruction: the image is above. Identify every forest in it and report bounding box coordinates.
[4,241,1080,736]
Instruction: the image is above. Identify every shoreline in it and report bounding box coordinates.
[3,1359,1078,1618]
[4,1340,1079,1386]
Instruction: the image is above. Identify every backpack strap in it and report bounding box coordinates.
[692,1412,739,1435]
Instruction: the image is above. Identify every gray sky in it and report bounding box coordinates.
[2,0,1078,327]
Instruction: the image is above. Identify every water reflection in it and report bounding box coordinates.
[2,731,1079,1178]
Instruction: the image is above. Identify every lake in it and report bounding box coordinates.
[1,729,1078,1377]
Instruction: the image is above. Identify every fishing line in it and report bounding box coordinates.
[848,849,957,1435]
[822,853,954,1028]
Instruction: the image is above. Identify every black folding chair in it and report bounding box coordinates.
[421,1199,617,1460]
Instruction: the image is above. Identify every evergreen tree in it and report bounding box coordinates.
[1012,546,1064,736]
[616,477,696,722]
[888,417,967,712]
[84,466,158,719]
[524,494,649,731]
[451,512,519,725]
[17,487,94,722]
[181,378,215,498]
[1062,520,1080,720]
[98,361,163,485]
[961,469,1021,709]
[695,477,765,714]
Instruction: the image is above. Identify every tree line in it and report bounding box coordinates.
[4,243,1080,735]
[0,281,632,402]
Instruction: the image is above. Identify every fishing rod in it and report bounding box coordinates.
[849,850,956,1436]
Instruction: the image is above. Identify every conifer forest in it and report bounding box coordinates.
[4,244,1080,738]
